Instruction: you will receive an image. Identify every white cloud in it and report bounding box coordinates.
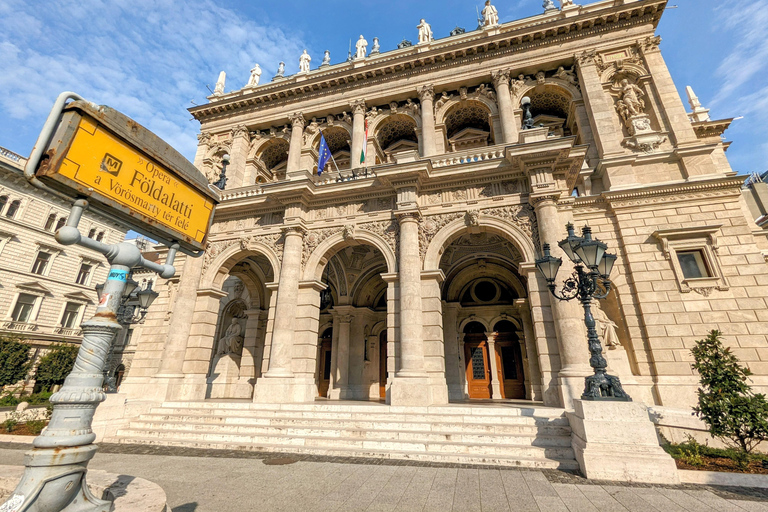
[0,0,306,160]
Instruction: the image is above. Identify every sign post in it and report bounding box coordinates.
[1,93,218,512]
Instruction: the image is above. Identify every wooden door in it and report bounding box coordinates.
[495,333,525,399]
[464,334,492,399]
[379,331,387,399]
[318,337,332,398]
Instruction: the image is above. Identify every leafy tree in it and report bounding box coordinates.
[0,336,32,388]
[691,330,768,453]
[34,344,79,392]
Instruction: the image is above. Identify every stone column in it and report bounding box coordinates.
[390,210,432,405]
[292,280,326,402]
[486,332,502,399]
[350,100,366,169]
[254,226,304,403]
[532,196,590,410]
[227,125,251,188]
[575,53,624,157]
[422,270,449,404]
[492,70,519,144]
[330,309,353,399]
[442,302,463,400]
[516,300,544,402]
[286,113,305,174]
[417,85,437,157]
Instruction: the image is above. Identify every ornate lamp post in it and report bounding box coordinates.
[535,223,630,401]
[212,153,230,190]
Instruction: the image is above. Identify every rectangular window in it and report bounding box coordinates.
[76,263,93,285]
[61,302,82,328]
[677,250,711,279]
[31,252,51,275]
[11,294,37,323]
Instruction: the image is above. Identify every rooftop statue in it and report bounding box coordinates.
[543,0,557,11]
[482,1,499,26]
[246,64,262,88]
[417,19,433,44]
[561,0,575,7]
[370,37,381,55]
[274,61,286,79]
[213,71,226,96]
[355,35,368,60]
[321,50,331,67]
[299,50,311,73]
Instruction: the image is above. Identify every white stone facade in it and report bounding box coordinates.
[0,147,127,390]
[114,0,765,421]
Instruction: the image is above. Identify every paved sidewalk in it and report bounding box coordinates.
[0,443,766,511]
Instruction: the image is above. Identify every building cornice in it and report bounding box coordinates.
[189,0,667,122]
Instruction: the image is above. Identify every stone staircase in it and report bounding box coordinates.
[110,401,578,470]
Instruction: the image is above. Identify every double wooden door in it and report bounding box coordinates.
[464,334,492,399]
[495,333,526,399]
[464,333,526,400]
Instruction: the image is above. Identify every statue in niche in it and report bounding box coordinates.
[246,64,261,88]
[355,35,368,59]
[321,50,331,67]
[593,302,621,348]
[417,19,433,44]
[617,79,645,117]
[482,0,499,26]
[217,318,244,356]
[299,50,311,73]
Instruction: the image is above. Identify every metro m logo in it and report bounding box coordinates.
[100,153,122,176]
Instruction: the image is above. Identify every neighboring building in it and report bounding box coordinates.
[97,0,766,468]
[0,146,127,391]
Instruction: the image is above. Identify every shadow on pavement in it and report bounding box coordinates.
[173,503,198,512]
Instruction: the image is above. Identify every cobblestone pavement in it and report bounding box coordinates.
[0,443,767,511]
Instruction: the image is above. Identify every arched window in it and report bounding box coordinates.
[44,214,57,231]
[96,232,105,242]
[0,196,7,214]
[5,200,21,219]
[55,217,67,231]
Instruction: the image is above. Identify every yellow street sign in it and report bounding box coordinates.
[59,116,213,245]
[34,100,218,253]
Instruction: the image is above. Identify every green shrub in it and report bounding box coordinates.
[0,394,19,407]
[2,418,17,433]
[25,419,47,435]
[0,336,32,389]
[26,392,52,405]
[34,344,78,392]
[692,330,768,454]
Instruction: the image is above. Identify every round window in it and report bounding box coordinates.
[473,280,499,303]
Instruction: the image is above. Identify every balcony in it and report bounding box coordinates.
[2,321,38,332]
[54,327,83,337]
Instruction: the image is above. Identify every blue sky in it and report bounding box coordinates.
[0,0,765,176]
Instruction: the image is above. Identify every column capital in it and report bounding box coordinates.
[282,225,307,238]
[289,112,305,128]
[491,69,511,88]
[231,124,249,140]
[417,84,434,102]
[395,210,421,223]
[197,132,212,146]
[350,99,367,115]
[639,35,662,54]
[575,50,598,69]
[529,193,562,209]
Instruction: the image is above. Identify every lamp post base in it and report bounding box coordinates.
[582,371,632,401]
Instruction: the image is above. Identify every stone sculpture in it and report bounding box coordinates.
[370,37,381,55]
[593,304,621,348]
[355,35,368,59]
[218,318,244,356]
[417,19,433,44]
[543,0,557,11]
[299,50,311,73]
[246,64,261,88]
[275,61,286,79]
[213,71,226,96]
[553,66,577,85]
[482,0,499,26]
[618,79,645,117]
[321,50,331,67]
[560,0,574,7]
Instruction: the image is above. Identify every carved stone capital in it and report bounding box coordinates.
[350,99,367,115]
[282,225,307,238]
[491,69,511,88]
[231,124,249,139]
[640,35,662,54]
[417,85,434,103]
[395,210,422,223]
[197,132,212,145]
[289,112,305,129]
[576,49,597,67]
[529,194,561,209]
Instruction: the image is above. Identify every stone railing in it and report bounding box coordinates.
[54,327,83,337]
[1,321,38,332]
[431,145,507,168]
[314,168,376,186]
[219,185,265,201]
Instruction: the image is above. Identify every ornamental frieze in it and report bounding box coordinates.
[359,219,400,260]
[302,227,343,270]
[419,213,464,261]
[480,204,540,249]
[202,232,284,276]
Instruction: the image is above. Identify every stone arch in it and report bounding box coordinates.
[443,258,527,301]
[489,315,523,332]
[248,137,290,181]
[513,81,581,105]
[350,265,389,307]
[458,317,491,334]
[435,95,499,126]
[437,98,498,152]
[372,114,420,163]
[600,64,647,86]
[423,215,537,271]
[202,242,281,290]
[304,229,398,281]
[311,125,352,171]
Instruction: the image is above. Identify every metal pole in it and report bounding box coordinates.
[3,200,177,512]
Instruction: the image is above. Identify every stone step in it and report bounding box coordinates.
[158,401,566,418]
[146,407,570,426]
[127,420,573,446]
[137,414,572,436]
[113,436,580,471]
[114,427,575,460]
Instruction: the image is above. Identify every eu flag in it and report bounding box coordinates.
[318,133,331,175]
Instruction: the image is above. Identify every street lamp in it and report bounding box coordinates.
[535,223,631,401]
[213,153,230,190]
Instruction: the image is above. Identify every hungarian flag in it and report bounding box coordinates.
[360,119,368,165]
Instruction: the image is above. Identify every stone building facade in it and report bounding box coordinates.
[0,147,126,390]
[115,0,765,417]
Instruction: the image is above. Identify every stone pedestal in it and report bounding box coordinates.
[208,355,250,399]
[518,126,549,144]
[624,114,666,154]
[390,375,433,406]
[568,399,680,484]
